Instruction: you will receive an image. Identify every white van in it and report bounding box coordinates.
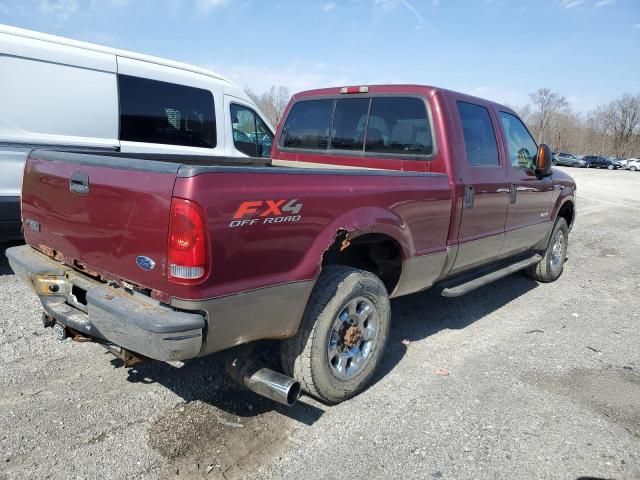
[0,24,275,240]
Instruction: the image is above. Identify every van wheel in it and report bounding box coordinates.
[281,265,390,404]
[526,218,568,283]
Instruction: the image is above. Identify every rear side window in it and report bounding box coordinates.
[331,98,369,150]
[499,112,537,170]
[457,102,499,166]
[118,75,216,148]
[366,97,432,155]
[280,99,333,149]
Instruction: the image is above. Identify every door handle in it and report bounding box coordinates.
[464,185,474,208]
[69,171,89,194]
[510,184,517,204]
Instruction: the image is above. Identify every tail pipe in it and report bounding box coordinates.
[226,354,301,407]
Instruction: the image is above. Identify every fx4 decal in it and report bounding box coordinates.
[230,199,303,228]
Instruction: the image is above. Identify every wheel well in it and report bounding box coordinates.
[557,201,575,228]
[322,230,402,294]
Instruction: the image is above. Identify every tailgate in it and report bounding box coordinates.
[21,150,180,292]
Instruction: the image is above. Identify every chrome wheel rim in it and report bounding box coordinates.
[550,230,565,273]
[327,296,378,379]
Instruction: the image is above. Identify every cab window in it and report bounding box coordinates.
[280,99,333,150]
[280,96,433,157]
[330,98,369,151]
[230,104,273,158]
[500,112,538,171]
[365,97,432,155]
[457,101,499,166]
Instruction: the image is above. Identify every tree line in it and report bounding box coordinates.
[247,85,640,159]
[516,88,640,158]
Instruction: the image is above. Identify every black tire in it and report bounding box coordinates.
[631,166,637,172]
[281,265,391,404]
[573,162,580,168]
[525,218,569,283]
[607,165,614,170]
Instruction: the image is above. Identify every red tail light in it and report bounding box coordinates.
[167,198,209,283]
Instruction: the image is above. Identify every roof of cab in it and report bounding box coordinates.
[0,23,232,85]
[290,84,517,115]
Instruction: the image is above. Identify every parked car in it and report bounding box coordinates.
[553,152,589,167]
[583,155,621,169]
[0,24,274,241]
[6,84,576,406]
[614,158,630,168]
[625,158,640,171]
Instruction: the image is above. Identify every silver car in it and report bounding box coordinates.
[625,159,640,171]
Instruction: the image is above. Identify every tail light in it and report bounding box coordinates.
[167,198,209,283]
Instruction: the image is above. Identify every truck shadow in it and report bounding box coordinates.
[122,272,538,426]
[372,274,539,387]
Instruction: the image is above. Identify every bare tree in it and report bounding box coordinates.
[529,88,569,144]
[597,94,640,157]
[244,85,291,128]
[515,89,639,158]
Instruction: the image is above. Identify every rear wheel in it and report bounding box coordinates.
[525,218,568,283]
[631,166,637,172]
[281,265,390,404]
[608,164,614,170]
[573,162,581,167]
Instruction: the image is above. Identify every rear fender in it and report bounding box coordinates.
[291,206,413,280]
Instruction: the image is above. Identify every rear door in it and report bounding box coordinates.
[498,111,553,255]
[450,100,510,274]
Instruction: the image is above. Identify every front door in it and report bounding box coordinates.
[498,111,554,256]
[450,100,510,274]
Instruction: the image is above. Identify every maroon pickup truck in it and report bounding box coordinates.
[7,84,576,406]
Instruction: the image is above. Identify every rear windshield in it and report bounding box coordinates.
[279,95,433,157]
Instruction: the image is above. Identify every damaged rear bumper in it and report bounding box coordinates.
[6,245,205,361]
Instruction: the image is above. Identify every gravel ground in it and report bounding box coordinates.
[1,166,639,480]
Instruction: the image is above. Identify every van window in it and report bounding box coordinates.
[230,104,273,158]
[499,112,537,171]
[457,101,499,166]
[118,75,216,148]
[330,98,369,151]
[280,99,333,149]
[365,97,432,155]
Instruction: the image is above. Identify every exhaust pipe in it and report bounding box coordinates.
[227,355,301,406]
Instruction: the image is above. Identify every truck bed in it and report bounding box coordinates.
[21,149,452,304]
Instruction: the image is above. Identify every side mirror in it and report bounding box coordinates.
[535,144,553,177]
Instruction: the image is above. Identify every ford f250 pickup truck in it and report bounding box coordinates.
[7,84,576,406]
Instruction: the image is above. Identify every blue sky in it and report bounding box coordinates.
[1,0,639,112]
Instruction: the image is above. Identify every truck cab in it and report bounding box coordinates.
[271,85,575,278]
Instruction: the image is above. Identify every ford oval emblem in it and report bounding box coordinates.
[136,256,156,271]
